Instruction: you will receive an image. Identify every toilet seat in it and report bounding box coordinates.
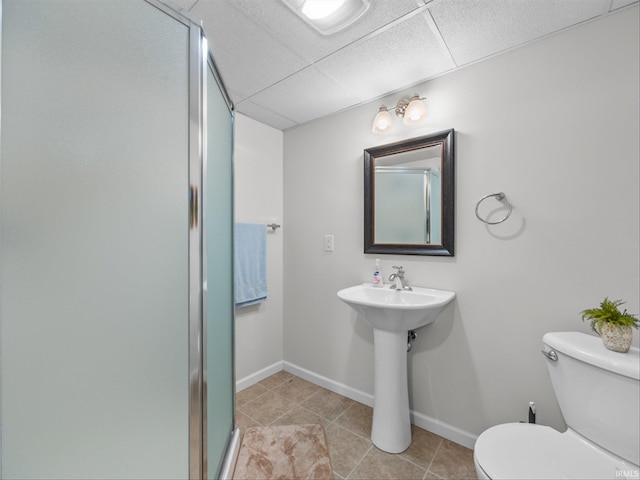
[474,423,637,479]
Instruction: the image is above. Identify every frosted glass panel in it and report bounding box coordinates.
[1,1,190,478]
[375,172,427,244]
[204,62,235,478]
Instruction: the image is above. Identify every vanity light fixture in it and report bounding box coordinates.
[372,106,395,134]
[281,0,370,35]
[372,94,427,134]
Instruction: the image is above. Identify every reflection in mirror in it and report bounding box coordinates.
[364,129,454,256]
[374,145,441,244]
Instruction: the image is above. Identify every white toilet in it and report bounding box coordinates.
[474,331,639,479]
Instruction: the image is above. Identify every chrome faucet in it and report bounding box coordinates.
[388,266,412,291]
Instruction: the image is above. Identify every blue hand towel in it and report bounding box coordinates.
[234,223,267,307]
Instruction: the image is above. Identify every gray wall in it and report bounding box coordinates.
[234,114,284,383]
[283,5,639,443]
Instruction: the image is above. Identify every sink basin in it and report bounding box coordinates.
[337,283,455,332]
[337,282,455,453]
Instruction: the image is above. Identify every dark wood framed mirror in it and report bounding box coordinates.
[364,129,454,256]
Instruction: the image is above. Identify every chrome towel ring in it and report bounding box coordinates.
[475,192,512,225]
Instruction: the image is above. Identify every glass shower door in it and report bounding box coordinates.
[203,55,236,479]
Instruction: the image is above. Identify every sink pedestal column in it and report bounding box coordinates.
[371,329,411,453]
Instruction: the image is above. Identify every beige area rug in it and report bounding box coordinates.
[233,424,333,480]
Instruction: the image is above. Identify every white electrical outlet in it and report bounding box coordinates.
[323,234,334,252]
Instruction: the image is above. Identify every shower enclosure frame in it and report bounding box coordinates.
[152,2,240,478]
[199,36,241,480]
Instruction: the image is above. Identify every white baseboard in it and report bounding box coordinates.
[236,361,284,392]
[411,411,477,450]
[283,362,374,408]
[237,360,477,450]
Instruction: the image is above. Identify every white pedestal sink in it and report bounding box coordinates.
[337,283,455,453]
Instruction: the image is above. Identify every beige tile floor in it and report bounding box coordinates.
[235,371,477,480]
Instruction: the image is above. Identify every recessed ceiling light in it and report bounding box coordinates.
[282,0,370,35]
[301,0,345,20]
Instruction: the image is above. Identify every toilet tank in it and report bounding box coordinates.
[543,332,640,466]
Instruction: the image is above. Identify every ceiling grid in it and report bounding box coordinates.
[172,0,638,130]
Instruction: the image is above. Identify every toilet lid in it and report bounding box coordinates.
[474,423,635,479]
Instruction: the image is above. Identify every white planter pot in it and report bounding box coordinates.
[599,323,633,353]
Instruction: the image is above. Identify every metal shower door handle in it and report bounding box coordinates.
[189,185,198,229]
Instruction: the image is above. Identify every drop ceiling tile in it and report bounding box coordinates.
[166,0,198,11]
[191,0,309,97]
[249,66,359,125]
[179,0,635,131]
[235,100,297,131]
[222,86,247,108]
[429,0,611,66]
[231,0,423,62]
[611,0,638,10]
[318,11,455,100]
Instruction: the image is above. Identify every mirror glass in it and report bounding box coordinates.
[364,129,454,256]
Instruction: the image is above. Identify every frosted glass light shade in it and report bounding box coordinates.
[372,106,394,134]
[403,96,427,125]
[301,0,346,19]
[282,0,369,35]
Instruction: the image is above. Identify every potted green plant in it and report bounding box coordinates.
[581,298,639,353]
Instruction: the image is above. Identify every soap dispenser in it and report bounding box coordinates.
[373,259,384,287]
